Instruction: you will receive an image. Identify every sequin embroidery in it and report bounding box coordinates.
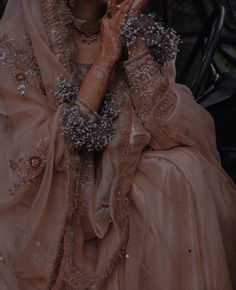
[8,137,49,195]
[0,33,45,95]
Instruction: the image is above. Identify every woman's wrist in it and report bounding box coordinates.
[95,54,116,71]
[96,43,120,70]
[94,58,115,71]
[78,57,113,111]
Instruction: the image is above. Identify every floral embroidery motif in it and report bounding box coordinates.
[8,137,49,195]
[28,156,44,170]
[0,33,45,96]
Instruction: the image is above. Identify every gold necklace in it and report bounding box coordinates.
[72,17,101,44]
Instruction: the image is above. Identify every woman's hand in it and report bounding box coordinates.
[97,0,133,67]
[130,0,149,13]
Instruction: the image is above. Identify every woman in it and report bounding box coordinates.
[0,0,236,289]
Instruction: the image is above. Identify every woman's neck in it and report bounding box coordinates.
[74,0,106,21]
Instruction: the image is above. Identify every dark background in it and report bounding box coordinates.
[0,0,236,181]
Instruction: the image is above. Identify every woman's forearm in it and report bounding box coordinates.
[77,59,114,112]
[76,0,134,113]
[77,39,147,113]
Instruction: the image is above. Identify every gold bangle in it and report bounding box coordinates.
[74,97,100,121]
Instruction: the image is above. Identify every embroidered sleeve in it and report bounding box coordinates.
[124,50,177,126]
[60,98,120,152]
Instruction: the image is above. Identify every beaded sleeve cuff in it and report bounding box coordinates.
[120,12,180,67]
[55,78,120,151]
[55,78,79,105]
[60,99,120,151]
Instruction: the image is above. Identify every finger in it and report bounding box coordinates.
[101,17,114,37]
[114,0,133,25]
[112,0,132,20]
[106,0,117,15]
[131,0,149,12]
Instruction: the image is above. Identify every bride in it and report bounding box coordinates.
[0,0,236,289]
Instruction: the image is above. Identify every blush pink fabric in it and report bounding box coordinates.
[0,1,236,290]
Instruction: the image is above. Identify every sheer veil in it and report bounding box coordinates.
[1,1,236,290]
[0,1,150,289]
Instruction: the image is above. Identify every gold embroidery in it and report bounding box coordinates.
[124,52,177,124]
[40,0,74,72]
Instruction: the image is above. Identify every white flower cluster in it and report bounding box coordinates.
[120,12,180,66]
[60,96,120,152]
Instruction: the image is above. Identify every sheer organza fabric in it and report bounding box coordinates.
[0,1,236,290]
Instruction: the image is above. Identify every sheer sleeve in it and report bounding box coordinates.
[124,50,220,162]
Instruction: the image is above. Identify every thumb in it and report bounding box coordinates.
[101,17,110,29]
[107,0,117,14]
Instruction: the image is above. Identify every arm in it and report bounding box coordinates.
[124,39,220,162]
[124,39,177,124]
[78,60,113,111]
[75,0,133,112]
[58,0,134,152]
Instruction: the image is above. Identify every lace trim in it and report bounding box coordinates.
[47,144,81,290]
[61,101,134,290]
[0,33,45,96]
[40,0,73,71]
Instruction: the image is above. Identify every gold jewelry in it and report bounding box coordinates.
[75,97,100,121]
[72,17,101,44]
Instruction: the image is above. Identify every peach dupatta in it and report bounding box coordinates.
[0,1,236,290]
[0,1,150,288]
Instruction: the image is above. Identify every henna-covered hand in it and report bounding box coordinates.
[97,0,133,66]
[77,0,136,112]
